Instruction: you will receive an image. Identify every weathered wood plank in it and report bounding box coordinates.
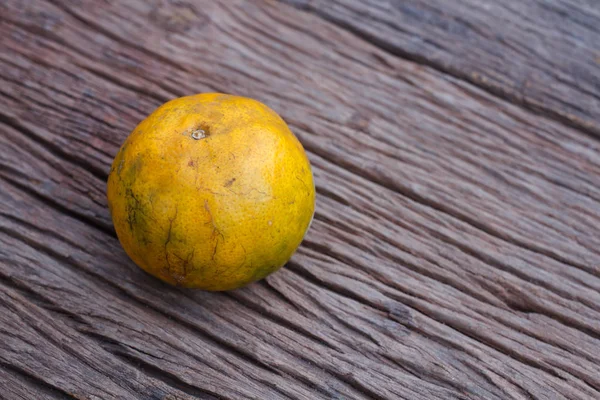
[0,278,215,400]
[1,0,600,399]
[282,0,600,136]
[1,364,75,400]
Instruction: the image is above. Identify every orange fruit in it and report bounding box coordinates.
[106,93,315,290]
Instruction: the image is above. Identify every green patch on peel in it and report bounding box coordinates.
[126,154,144,182]
[251,263,279,281]
[123,182,155,247]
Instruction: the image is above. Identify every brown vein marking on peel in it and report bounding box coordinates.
[163,206,178,282]
[224,178,236,187]
[204,200,225,263]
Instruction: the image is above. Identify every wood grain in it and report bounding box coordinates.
[1,0,599,399]
[282,0,600,136]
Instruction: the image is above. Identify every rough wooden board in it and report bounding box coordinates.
[282,0,600,136]
[0,282,216,400]
[1,0,600,399]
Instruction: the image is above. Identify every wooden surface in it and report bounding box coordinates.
[1,0,599,399]
[284,0,600,136]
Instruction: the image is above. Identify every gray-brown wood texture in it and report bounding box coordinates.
[283,0,600,136]
[1,0,599,399]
